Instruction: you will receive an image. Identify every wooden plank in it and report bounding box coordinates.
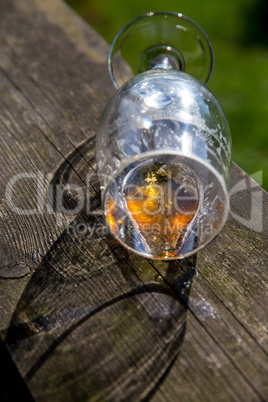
[0,0,267,401]
[0,0,113,327]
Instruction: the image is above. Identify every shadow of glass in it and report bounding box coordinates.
[2,139,197,401]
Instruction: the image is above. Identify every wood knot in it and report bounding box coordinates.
[0,262,30,279]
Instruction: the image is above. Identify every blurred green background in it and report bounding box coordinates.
[65,0,268,190]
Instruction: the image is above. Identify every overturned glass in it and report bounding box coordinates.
[96,12,231,260]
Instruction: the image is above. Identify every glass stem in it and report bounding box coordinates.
[139,45,185,73]
[150,54,181,70]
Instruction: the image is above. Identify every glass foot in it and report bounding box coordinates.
[109,11,214,88]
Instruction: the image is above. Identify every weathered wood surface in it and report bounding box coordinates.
[0,0,267,401]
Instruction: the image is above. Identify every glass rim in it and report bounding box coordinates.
[108,11,215,89]
[101,150,229,260]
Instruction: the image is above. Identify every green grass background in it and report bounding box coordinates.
[65,0,268,190]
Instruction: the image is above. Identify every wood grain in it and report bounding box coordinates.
[0,0,267,401]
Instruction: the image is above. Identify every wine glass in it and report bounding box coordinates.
[96,12,232,260]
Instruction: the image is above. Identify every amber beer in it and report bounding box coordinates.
[106,161,200,259]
